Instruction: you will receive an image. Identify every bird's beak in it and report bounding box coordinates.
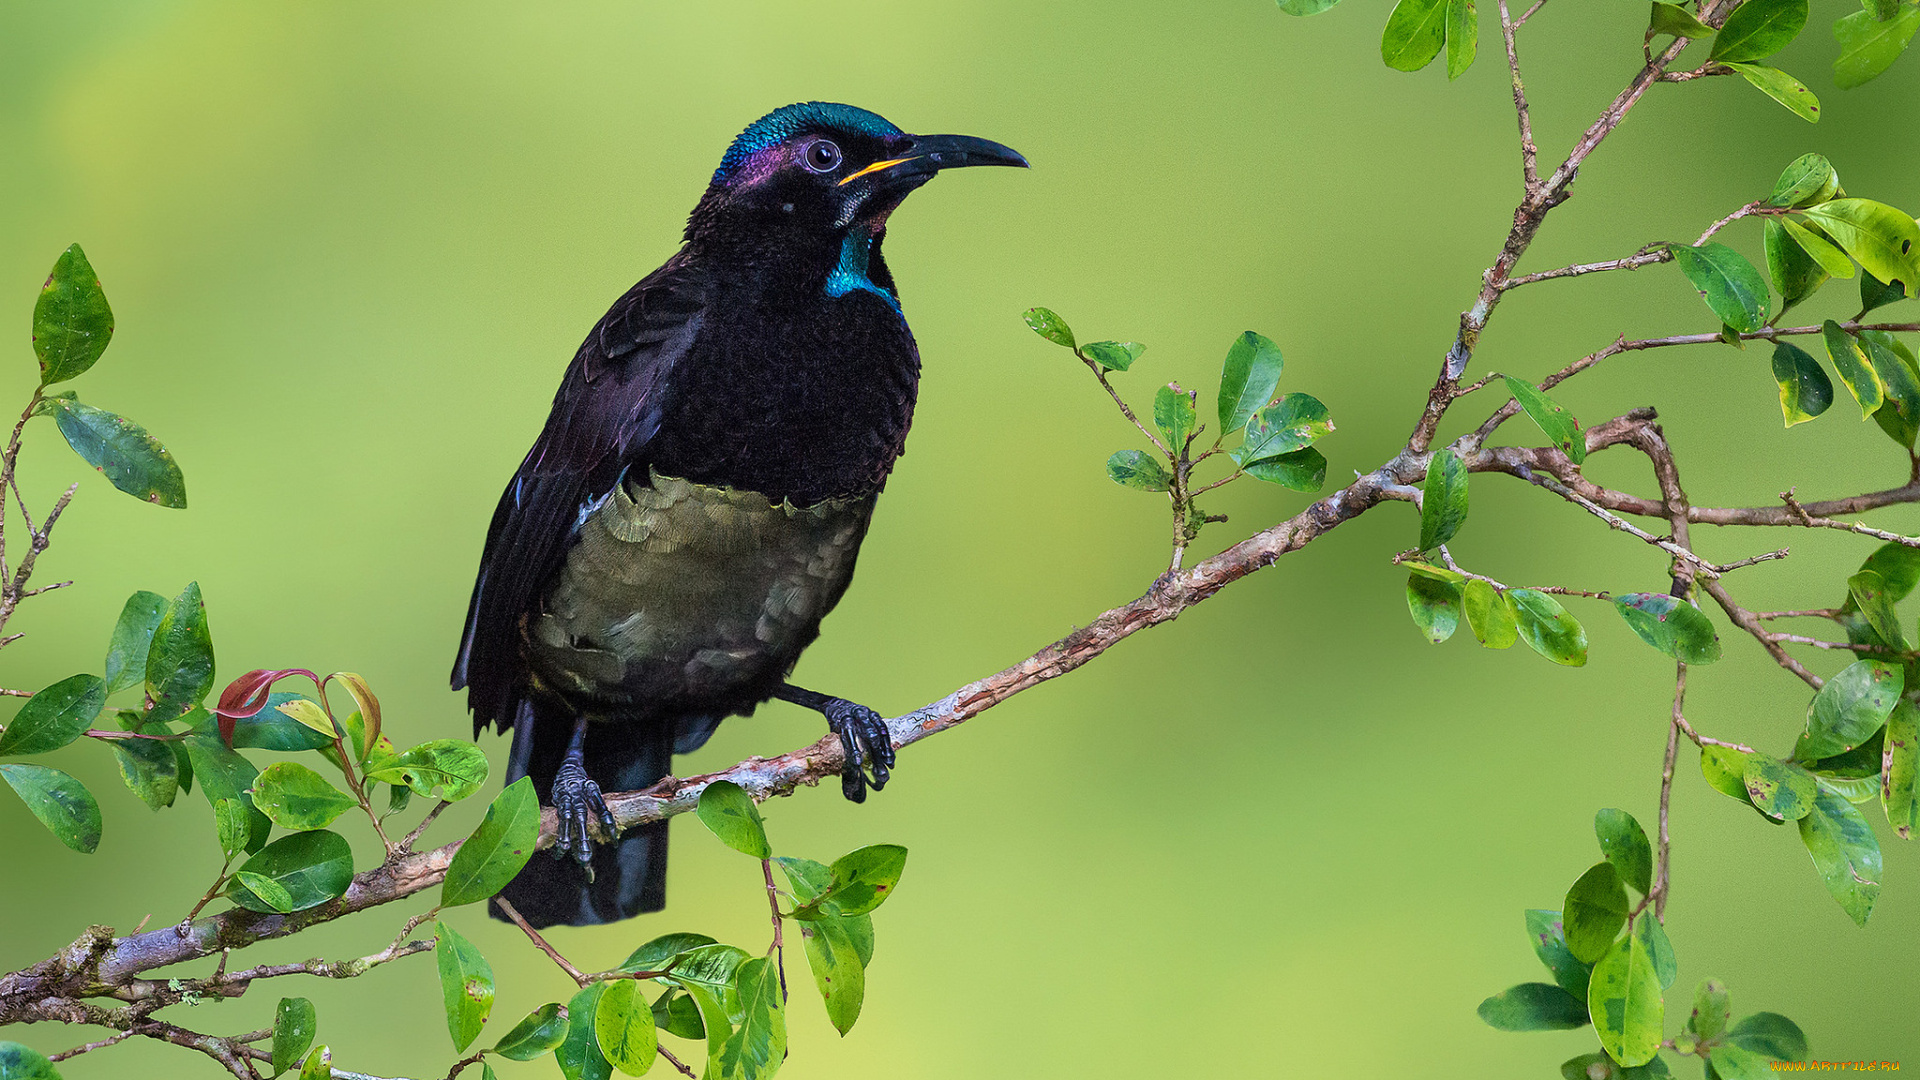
[838,133,1029,187]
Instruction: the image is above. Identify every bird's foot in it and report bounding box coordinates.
[551,759,617,870]
[821,698,895,804]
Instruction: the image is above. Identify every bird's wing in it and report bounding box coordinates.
[453,254,709,731]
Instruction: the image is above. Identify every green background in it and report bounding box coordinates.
[4,1,1918,1076]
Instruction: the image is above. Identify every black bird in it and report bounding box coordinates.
[452,103,1026,928]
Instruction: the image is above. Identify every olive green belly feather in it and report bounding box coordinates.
[526,469,874,710]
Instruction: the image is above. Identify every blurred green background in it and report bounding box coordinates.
[4,1,1919,1076]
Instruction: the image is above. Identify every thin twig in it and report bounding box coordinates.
[1655,663,1684,921]
[657,1044,698,1079]
[401,800,453,851]
[48,1028,140,1061]
[1497,0,1538,187]
[492,897,591,987]
[762,858,787,999]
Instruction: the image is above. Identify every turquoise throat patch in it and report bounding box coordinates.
[824,231,900,313]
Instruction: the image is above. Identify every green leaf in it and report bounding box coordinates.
[0,1042,62,1080]
[659,943,753,1002]
[0,674,105,756]
[1799,785,1881,925]
[1724,63,1820,121]
[111,723,178,811]
[1464,579,1518,649]
[1686,979,1730,1042]
[1446,0,1477,78]
[1803,727,1885,779]
[1701,745,1752,801]
[1862,330,1920,447]
[1234,393,1333,466]
[1797,200,1920,291]
[557,983,613,1080]
[228,830,353,912]
[1216,331,1284,436]
[1106,449,1170,491]
[436,920,495,1053]
[442,776,540,907]
[1418,448,1468,550]
[1885,698,1918,838]
[1709,0,1808,61]
[1865,0,1903,20]
[776,857,875,965]
[1402,560,1463,583]
[45,398,187,508]
[1405,573,1462,644]
[1503,376,1585,464]
[1564,862,1629,963]
[1594,809,1653,895]
[1279,0,1345,13]
[297,1047,330,1080]
[1669,242,1769,332]
[1243,447,1327,491]
[696,779,771,859]
[250,762,357,831]
[1778,217,1853,278]
[1860,268,1908,314]
[1588,931,1665,1068]
[364,739,489,801]
[1021,307,1074,348]
[1821,320,1884,415]
[1525,909,1591,998]
[1611,593,1722,664]
[1152,385,1196,448]
[224,694,334,752]
[794,844,909,918]
[619,932,723,975]
[1801,659,1902,759]
[32,244,114,386]
[1381,0,1448,70]
[1744,753,1818,821]
[595,979,659,1076]
[1847,570,1907,649]
[1850,541,1920,604]
[1477,983,1588,1030]
[104,590,168,696]
[1649,1,1715,37]
[1510,588,1588,666]
[147,582,214,723]
[1728,1011,1808,1061]
[1764,219,1829,317]
[798,907,867,1035]
[272,997,317,1078]
[1770,341,1833,426]
[716,957,785,1080]
[1833,5,1920,88]
[1768,153,1839,208]
[0,764,101,853]
[233,870,297,913]
[1080,340,1144,372]
[184,728,270,853]
[1635,913,1677,990]
[215,798,253,860]
[494,1002,569,1061]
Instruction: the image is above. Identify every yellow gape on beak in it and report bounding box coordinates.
[837,157,916,186]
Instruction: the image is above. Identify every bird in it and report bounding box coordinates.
[451,102,1027,928]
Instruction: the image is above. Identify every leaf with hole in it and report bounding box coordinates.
[365,739,488,801]
[1798,200,1920,290]
[1612,593,1721,664]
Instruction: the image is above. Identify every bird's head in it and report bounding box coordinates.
[687,102,1027,244]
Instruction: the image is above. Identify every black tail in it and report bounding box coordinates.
[492,694,675,929]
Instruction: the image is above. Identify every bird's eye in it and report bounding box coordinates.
[803,139,842,174]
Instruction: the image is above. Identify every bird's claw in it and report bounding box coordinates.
[551,760,615,872]
[822,698,895,803]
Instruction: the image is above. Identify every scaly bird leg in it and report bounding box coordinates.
[771,684,894,803]
[551,715,616,869]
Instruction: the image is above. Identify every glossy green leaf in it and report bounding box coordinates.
[1833,6,1920,88]
[1503,376,1585,464]
[0,763,101,853]
[1558,1053,1676,1080]
[32,244,113,386]
[1765,219,1828,316]
[1821,320,1884,415]
[1862,330,1920,447]
[794,844,909,918]
[1779,217,1853,278]
[1885,698,1918,838]
[494,1002,569,1061]
[229,830,353,913]
[1405,573,1461,644]
[1080,340,1144,372]
[1106,449,1170,491]
[1700,744,1752,801]
[1711,1043,1777,1079]
[1710,0,1807,60]
[1649,1,1715,37]
[1278,0,1345,13]
[1860,269,1908,314]
[1242,446,1327,491]
[1800,786,1881,925]
[1850,541,1920,604]
[619,932,722,975]
[1216,331,1284,436]
[0,674,105,756]
[184,729,270,853]
[1525,910,1591,998]
[1463,579,1518,649]
[1564,862,1629,964]
[1416,448,1468,551]
[1687,979,1730,1042]
[233,870,296,913]
[1797,199,1920,290]
[364,739,488,801]
[1768,153,1838,208]
[225,694,334,752]
[1846,570,1906,649]
[1803,727,1885,779]
[716,957,785,1080]
[1381,0,1448,70]
[1770,341,1833,426]
[1510,588,1587,666]
[1588,931,1664,1068]
[146,582,214,723]
[442,776,540,907]
[1669,242,1769,332]
[1865,0,1903,20]
[1594,809,1653,896]
[1152,385,1196,448]
[272,997,317,1078]
[696,779,771,859]
[595,979,658,1076]
[111,725,178,811]
[1611,593,1721,664]
[1724,63,1820,121]
[557,983,613,1080]
[104,590,168,696]
[1021,307,1074,348]
[655,990,705,1040]
[1802,659,1902,759]
[215,798,252,860]
[1234,393,1332,466]
[250,762,357,831]
[1446,0,1477,78]
[777,857,875,965]
[1635,913,1676,990]
[1401,561,1463,583]
[0,1042,62,1080]
[297,1046,329,1080]
[46,399,186,508]
[1744,753,1818,821]
[1728,1011,1808,1060]
[1477,983,1588,1030]
[436,920,495,1053]
[799,906,867,1035]
[1816,773,1880,804]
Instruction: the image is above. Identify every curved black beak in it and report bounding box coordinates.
[838,133,1029,188]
